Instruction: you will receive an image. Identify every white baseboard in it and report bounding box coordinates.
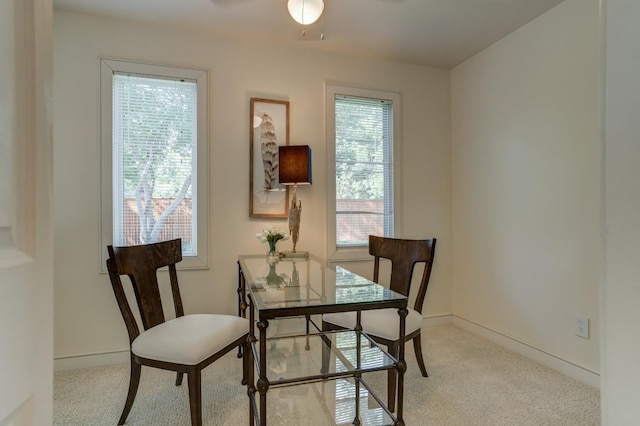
[422,313,454,327]
[452,316,600,389]
[54,349,129,372]
[54,313,601,391]
[54,316,453,372]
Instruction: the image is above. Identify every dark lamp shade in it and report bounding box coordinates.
[279,145,312,185]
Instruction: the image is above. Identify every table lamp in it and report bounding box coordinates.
[278,145,312,258]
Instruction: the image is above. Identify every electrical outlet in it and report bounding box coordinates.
[575,316,589,339]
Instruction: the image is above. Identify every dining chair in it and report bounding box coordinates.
[106,238,249,426]
[322,235,436,413]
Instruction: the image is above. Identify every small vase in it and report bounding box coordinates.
[267,242,279,264]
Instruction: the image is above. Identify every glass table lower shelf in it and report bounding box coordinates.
[248,330,400,425]
[252,330,397,385]
[258,377,396,426]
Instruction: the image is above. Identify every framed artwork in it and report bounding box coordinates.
[250,98,290,218]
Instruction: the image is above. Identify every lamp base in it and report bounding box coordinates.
[280,250,309,259]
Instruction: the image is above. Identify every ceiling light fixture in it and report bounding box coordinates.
[287,0,324,25]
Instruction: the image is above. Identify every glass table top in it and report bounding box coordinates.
[238,255,407,318]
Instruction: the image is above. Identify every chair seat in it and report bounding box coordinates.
[132,314,249,365]
[323,308,423,341]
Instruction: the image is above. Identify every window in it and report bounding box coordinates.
[326,84,402,261]
[100,58,208,270]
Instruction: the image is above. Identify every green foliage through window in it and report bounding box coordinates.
[334,96,393,246]
[112,74,196,250]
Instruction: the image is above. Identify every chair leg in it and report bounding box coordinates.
[305,315,311,350]
[187,369,203,426]
[387,343,398,413]
[118,357,141,425]
[242,337,249,386]
[321,321,331,375]
[176,372,184,386]
[413,332,429,377]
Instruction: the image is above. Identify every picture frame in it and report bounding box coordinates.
[250,98,290,218]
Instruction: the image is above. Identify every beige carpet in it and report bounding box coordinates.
[54,325,600,425]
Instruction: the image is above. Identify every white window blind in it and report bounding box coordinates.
[334,95,394,247]
[112,73,197,255]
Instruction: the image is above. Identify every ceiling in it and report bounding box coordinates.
[53,0,565,69]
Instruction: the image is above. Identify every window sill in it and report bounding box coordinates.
[98,254,208,274]
[328,246,371,263]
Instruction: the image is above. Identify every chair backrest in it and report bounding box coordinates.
[369,235,436,313]
[106,238,184,344]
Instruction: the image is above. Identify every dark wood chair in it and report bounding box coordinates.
[106,238,249,426]
[322,235,436,413]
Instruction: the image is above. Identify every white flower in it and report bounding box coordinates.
[255,226,289,244]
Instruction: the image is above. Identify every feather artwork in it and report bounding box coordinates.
[259,112,279,191]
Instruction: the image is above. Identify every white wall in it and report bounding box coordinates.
[0,0,54,424]
[451,0,601,384]
[52,11,452,365]
[601,0,640,423]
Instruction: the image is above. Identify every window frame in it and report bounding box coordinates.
[325,83,403,262]
[99,58,209,271]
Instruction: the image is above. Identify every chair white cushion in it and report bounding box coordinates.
[132,314,249,365]
[323,308,423,342]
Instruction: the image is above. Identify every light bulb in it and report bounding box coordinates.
[287,0,324,25]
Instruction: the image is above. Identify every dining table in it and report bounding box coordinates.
[237,254,409,425]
